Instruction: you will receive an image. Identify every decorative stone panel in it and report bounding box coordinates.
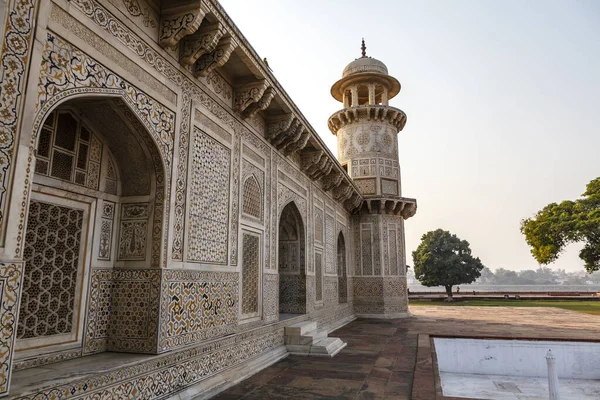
[360,224,373,276]
[118,203,148,261]
[241,233,260,315]
[279,275,306,314]
[262,274,278,323]
[354,178,376,195]
[98,201,115,260]
[324,276,338,307]
[353,276,408,316]
[159,270,238,352]
[0,263,23,396]
[187,127,231,264]
[315,252,323,302]
[18,200,84,340]
[84,269,161,355]
[325,214,335,274]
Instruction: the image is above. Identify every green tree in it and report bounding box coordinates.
[412,229,485,298]
[521,177,600,273]
[478,267,495,283]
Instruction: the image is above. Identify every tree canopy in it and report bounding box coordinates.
[521,177,600,273]
[412,229,485,297]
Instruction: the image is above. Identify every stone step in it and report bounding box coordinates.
[285,329,328,346]
[309,337,347,357]
[284,321,317,336]
[286,337,347,357]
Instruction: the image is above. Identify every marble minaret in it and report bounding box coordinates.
[329,40,417,318]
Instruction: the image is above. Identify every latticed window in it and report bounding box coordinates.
[315,253,323,302]
[242,175,262,220]
[35,110,116,194]
[18,198,85,342]
[241,233,260,315]
[314,213,323,243]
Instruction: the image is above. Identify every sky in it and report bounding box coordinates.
[220,0,600,273]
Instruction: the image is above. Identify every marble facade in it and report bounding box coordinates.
[0,1,416,398]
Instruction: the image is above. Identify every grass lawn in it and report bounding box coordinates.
[409,299,600,315]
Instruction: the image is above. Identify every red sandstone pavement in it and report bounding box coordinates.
[212,306,600,400]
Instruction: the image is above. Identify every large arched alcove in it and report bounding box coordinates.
[15,96,167,361]
[278,201,306,315]
[337,232,348,304]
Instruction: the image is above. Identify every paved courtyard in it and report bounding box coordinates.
[212,306,600,400]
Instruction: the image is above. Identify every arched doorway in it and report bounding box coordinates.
[278,202,306,315]
[16,96,167,361]
[337,232,348,304]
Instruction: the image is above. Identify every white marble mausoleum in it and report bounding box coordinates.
[0,0,416,398]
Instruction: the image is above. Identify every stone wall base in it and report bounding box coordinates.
[353,276,409,318]
[355,312,411,319]
[167,345,288,400]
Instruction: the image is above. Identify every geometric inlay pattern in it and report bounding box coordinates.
[381,178,398,195]
[314,212,323,243]
[388,227,398,275]
[161,270,238,351]
[337,233,348,304]
[354,178,376,195]
[187,127,230,264]
[361,224,373,276]
[325,214,335,274]
[241,233,260,315]
[242,175,262,220]
[18,200,83,339]
[315,252,323,302]
[84,268,160,355]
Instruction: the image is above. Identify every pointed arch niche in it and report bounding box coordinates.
[15,96,168,365]
[278,202,307,315]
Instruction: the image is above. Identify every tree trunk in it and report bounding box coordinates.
[445,285,453,299]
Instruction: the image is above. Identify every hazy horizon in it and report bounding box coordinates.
[221,0,600,273]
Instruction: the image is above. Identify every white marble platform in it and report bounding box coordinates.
[440,372,600,400]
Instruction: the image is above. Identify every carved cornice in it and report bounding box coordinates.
[192,36,237,77]
[301,150,333,181]
[344,193,363,213]
[159,3,208,49]
[322,171,344,192]
[359,196,417,219]
[283,129,310,156]
[332,182,353,202]
[234,80,275,119]
[180,22,225,66]
[244,87,276,119]
[327,105,407,134]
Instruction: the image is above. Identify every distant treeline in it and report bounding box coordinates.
[476,267,600,285]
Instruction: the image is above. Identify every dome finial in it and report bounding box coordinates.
[361,38,366,58]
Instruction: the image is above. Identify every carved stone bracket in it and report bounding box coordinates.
[322,171,344,191]
[234,80,275,118]
[267,114,293,141]
[343,192,362,213]
[301,150,333,181]
[283,129,310,156]
[244,87,276,119]
[160,2,209,49]
[328,104,407,134]
[193,37,237,77]
[332,182,353,202]
[360,196,417,219]
[180,23,225,66]
[401,202,417,219]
